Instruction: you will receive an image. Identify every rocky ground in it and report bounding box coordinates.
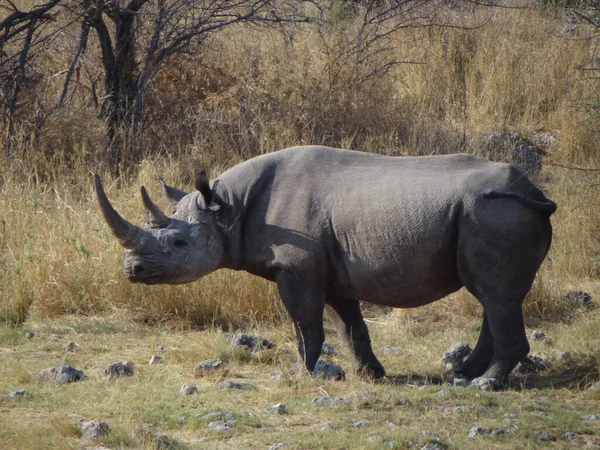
[1,300,599,449]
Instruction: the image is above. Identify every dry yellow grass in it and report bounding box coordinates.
[2,2,598,328]
[1,157,597,328]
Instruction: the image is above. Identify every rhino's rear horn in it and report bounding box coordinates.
[93,174,143,249]
[140,186,170,228]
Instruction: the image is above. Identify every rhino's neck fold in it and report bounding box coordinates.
[212,179,245,272]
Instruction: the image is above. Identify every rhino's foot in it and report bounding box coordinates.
[454,351,494,380]
[471,376,505,391]
[357,363,386,380]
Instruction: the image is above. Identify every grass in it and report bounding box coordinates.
[1,1,600,448]
[1,310,599,449]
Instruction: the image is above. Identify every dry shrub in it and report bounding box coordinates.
[545,168,600,280]
[0,161,288,328]
[176,25,406,157]
[4,2,599,170]
[393,291,480,339]
[388,6,593,158]
[106,271,287,330]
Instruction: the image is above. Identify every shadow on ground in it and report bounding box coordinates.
[378,362,599,391]
[511,363,599,390]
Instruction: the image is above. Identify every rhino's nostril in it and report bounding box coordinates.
[132,264,145,275]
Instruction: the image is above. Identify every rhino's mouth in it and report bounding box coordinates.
[125,264,162,284]
[124,265,191,285]
[126,273,152,284]
[125,271,169,285]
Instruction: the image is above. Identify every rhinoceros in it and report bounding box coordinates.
[94,146,556,387]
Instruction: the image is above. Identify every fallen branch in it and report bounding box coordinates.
[546,162,600,172]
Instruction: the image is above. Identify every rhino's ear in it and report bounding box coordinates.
[160,178,188,209]
[195,171,212,202]
[195,171,221,212]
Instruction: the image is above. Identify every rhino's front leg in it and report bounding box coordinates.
[326,296,385,378]
[275,270,325,374]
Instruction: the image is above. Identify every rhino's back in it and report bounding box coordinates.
[222,145,501,205]
[226,146,516,229]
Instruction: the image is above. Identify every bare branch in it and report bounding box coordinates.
[572,9,600,30]
[463,0,528,9]
[547,162,600,172]
[0,0,63,36]
[56,17,91,108]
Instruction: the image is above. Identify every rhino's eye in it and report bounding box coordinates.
[173,239,188,248]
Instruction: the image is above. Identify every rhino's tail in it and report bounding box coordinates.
[484,191,557,215]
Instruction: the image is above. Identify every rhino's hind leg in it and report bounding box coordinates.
[460,278,532,387]
[454,312,494,380]
[275,270,326,375]
[457,282,532,387]
[326,297,385,379]
[457,202,551,387]
[475,300,529,386]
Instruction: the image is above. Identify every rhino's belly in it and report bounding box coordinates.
[336,268,462,307]
[332,234,462,307]
[353,278,462,307]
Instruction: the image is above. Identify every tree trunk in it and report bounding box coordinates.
[89,0,143,171]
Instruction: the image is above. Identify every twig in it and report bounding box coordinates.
[464,0,529,9]
[56,18,91,108]
[364,319,387,325]
[546,162,600,172]
[1,219,5,249]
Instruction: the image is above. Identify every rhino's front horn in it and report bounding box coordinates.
[140,186,170,228]
[93,174,143,249]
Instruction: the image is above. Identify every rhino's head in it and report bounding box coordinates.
[94,172,227,285]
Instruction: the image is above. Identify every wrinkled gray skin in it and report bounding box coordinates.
[95,146,556,386]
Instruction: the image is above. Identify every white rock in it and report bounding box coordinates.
[180,384,198,395]
[266,403,286,414]
[149,355,163,365]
